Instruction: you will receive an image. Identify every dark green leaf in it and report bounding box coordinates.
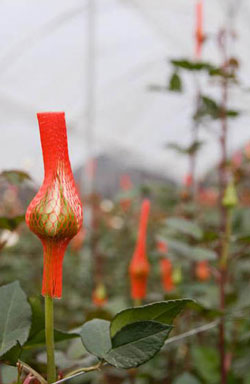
[208,67,235,79]
[195,96,220,120]
[171,59,214,72]
[0,281,31,356]
[227,109,239,118]
[169,72,182,92]
[194,96,240,121]
[28,296,45,338]
[1,344,22,366]
[25,329,78,349]
[0,215,25,231]
[110,300,191,338]
[80,319,111,359]
[106,321,172,369]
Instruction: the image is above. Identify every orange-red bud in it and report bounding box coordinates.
[160,258,175,292]
[26,112,83,298]
[129,199,150,300]
[195,260,210,281]
[92,283,108,307]
[195,0,204,59]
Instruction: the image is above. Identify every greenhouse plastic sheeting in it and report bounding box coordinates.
[0,0,249,182]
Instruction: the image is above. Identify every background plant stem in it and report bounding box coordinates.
[218,27,229,384]
[45,295,56,384]
[219,207,232,384]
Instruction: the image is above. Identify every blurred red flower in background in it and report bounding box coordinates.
[129,199,150,300]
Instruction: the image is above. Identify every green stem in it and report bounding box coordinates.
[218,207,232,384]
[45,295,56,384]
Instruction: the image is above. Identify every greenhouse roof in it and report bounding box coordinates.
[1,0,250,183]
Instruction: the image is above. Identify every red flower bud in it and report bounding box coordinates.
[195,260,210,281]
[160,258,175,292]
[92,283,108,307]
[129,199,150,300]
[26,112,83,298]
[195,0,204,59]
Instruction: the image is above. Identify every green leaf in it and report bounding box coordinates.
[1,344,22,366]
[227,109,239,118]
[167,143,188,154]
[0,215,25,231]
[165,239,216,261]
[188,301,221,319]
[28,296,45,338]
[25,296,78,349]
[194,95,240,121]
[25,329,78,349]
[187,141,204,155]
[166,239,192,258]
[0,170,31,185]
[167,218,203,240]
[169,72,182,92]
[191,247,217,261]
[110,300,191,338]
[191,346,220,384]
[0,281,31,356]
[106,321,172,369]
[173,372,201,384]
[167,142,203,156]
[171,59,214,72]
[208,67,235,79]
[195,96,220,120]
[80,319,111,359]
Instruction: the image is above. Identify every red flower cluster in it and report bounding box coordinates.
[129,199,150,300]
[26,112,83,298]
